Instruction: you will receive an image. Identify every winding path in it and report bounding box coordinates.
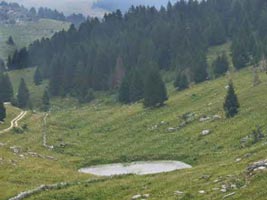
[0,111,27,134]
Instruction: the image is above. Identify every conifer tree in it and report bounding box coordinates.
[223,81,240,118]
[42,90,50,112]
[0,101,6,122]
[17,78,30,109]
[34,67,42,85]
[7,36,15,45]
[0,73,13,102]
[174,72,189,91]
[129,70,144,103]
[143,68,168,108]
[118,76,130,104]
[213,53,229,78]
[0,58,5,72]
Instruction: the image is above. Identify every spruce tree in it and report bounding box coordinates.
[223,81,240,118]
[174,72,189,91]
[34,67,42,85]
[143,68,168,108]
[0,73,13,102]
[129,70,144,103]
[42,90,50,112]
[17,78,30,109]
[118,76,130,104]
[213,53,229,78]
[7,36,15,45]
[0,101,6,122]
[0,58,5,72]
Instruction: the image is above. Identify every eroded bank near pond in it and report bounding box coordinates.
[78,161,192,176]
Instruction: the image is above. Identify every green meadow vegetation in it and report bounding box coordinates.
[0,19,70,61]
[1,59,267,199]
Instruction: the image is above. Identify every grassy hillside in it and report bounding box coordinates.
[0,19,70,61]
[7,68,49,108]
[1,43,267,199]
[1,65,267,199]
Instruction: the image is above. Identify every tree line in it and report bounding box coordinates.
[6,0,267,108]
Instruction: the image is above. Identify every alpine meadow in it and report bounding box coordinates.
[1,0,267,200]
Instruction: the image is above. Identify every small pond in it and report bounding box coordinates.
[78,161,192,176]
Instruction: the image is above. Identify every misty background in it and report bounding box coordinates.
[4,0,177,16]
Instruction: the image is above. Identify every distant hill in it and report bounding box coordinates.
[0,1,35,24]
[93,0,177,12]
[0,1,86,26]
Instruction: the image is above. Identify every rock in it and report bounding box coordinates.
[143,194,150,198]
[168,127,176,132]
[200,175,210,180]
[19,154,25,158]
[0,142,5,147]
[240,136,249,143]
[221,188,227,193]
[132,194,142,200]
[235,158,242,162]
[231,184,237,189]
[174,190,184,195]
[223,192,236,199]
[247,159,267,173]
[213,115,222,120]
[243,153,252,158]
[199,116,210,122]
[46,156,56,160]
[179,121,187,128]
[181,112,196,123]
[254,166,266,171]
[10,146,21,154]
[198,190,206,194]
[160,121,168,125]
[225,85,229,89]
[201,130,211,136]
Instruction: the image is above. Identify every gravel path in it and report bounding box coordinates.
[0,111,27,134]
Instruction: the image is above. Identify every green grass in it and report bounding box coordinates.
[0,104,21,130]
[1,44,267,199]
[8,68,48,108]
[0,19,70,61]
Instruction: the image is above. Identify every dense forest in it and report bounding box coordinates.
[7,0,267,105]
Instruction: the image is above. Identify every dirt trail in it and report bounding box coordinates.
[42,113,53,149]
[0,111,27,134]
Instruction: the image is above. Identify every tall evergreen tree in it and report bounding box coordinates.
[17,78,30,109]
[7,36,15,45]
[0,101,6,122]
[223,80,240,118]
[143,68,168,108]
[34,67,42,85]
[0,73,13,102]
[0,58,5,72]
[174,72,189,91]
[118,75,130,104]
[129,69,144,103]
[42,90,50,112]
[213,53,229,78]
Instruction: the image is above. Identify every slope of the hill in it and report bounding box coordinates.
[1,65,267,199]
[0,19,70,61]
